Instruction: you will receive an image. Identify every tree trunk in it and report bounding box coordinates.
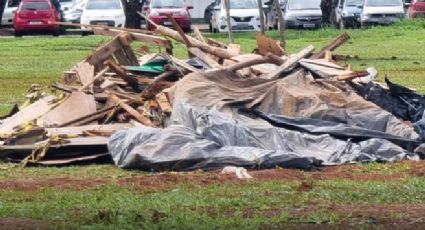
[124,0,145,29]
[224,0,234,43]
[0,0,6,27]
[320,0,334,25]
[257,0,265,34]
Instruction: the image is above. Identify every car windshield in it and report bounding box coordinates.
[8,0,21,7]
[288,0,320,10]
[22,1,50,10]
[152,0,184,8]
[59,0,73,2]
[365,0,402,6]
[346,0,363,6]
[229,0,257,9]
[86,0,122,9]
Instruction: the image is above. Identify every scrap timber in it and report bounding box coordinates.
[0,21,380,167]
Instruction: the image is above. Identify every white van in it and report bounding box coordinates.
[360,0,405,27]
[1,0,20,27]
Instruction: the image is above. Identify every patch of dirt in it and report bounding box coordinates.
[0,177,110,193]
[1,160,425,192]
[0,218,52,230]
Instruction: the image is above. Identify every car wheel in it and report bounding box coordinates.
[52,29,60,37]
[14,31,23,37]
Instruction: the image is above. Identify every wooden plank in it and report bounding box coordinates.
[227,44,240,55]
[337,71,369,81]
[0,96,57,135]
[311,33,350,59]
[265,45,315,80]
[75,62,95,87]
[118,34,140,66]
[105,60,140,92]
[59,105,115,127]
[167,14,191,48]
[113,48,131,66]
[139,12,237,59]
[156,92,172,114]
[193,26,206,43]
[79,67,110,92]
[256,34,284,56]
[109,95,154,127]
[46,124,132,136]
[86,36,123,67]
[43,92,97,127]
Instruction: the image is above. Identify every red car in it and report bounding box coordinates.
[408,0,425,18]
[13,0,61,37]
[145,0,193,32]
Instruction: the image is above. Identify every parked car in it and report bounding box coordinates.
[80,0,125,27]
[145,0,193,32]
[282,0,322,29]
[13,0,61,36]
[407,0,425,18]
[59,0,75,11]
[211,0,263,33]
[360,0,405,27]
[335,0,363,29]
[63,0,86,23]
[1,0,21,27]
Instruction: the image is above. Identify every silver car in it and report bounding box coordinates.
[360,0,405,27]
[335,0,364,28]
[283,0,322,28]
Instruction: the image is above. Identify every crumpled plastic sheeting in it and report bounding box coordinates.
[108,102,418,171]
[108,70,421,171]
[355,77,425,140]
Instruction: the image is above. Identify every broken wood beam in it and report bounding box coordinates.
[59,105,116,127]
[138,12,237,59]
[193,26,206,43]
[336,71,369,81]
[166,14,191,48]
[226,56,272,72]
[140,71,176,100]
[265,45,315,79]
[311,32,350,59]
[109,94,153,126]
[105,60,140,92]
[79,67,110,92]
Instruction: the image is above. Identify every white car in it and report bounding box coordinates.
[1,0,19,27]
[211,0,262,33]
[80,0,126,28]
[360,0,405,27]
[63,0,86,23]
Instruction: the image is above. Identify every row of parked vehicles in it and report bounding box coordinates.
[205,0,425,32]
[1,0,424,36]
[1,0,194,35]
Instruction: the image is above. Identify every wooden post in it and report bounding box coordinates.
[257,0,265,35]
[224,0,234,44]
[275,0,286,49]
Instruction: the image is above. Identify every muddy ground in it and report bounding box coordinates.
[1,160,425,229]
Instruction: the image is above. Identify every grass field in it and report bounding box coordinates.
[1,20,425,229]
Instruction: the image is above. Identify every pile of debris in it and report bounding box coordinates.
[1,21,424,170]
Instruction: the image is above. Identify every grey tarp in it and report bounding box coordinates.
[108,70,421,171]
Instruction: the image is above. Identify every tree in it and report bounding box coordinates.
[0,0,6,27]
[320,0,337,25]
[122,0,146,29]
